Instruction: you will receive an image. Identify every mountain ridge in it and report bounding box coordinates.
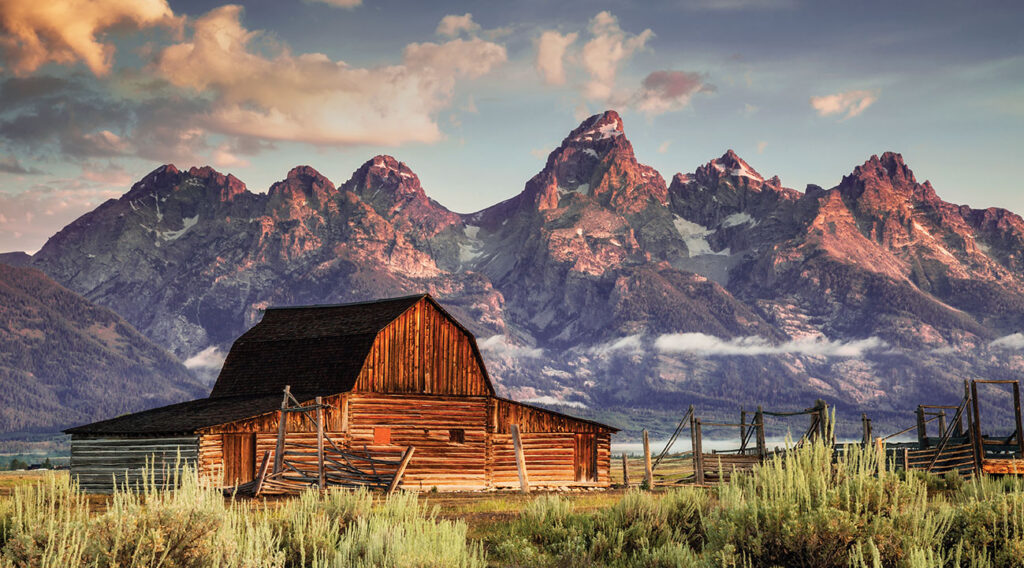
[21,110,1024,434]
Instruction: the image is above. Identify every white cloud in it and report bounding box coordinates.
[990,333,1024,350]
[436,13,480,38]
[153,6,506,147]
[589,334,645,357]
[633,70,713,116]
[810,89,878,119]
[522,395,588,409]
[212,144,250,168]
[305,0,362,8]
[654,333,889,358]
[530,148,548,159]
[757,140,767,154]
[535,30,578,85]
[0,0,179,76]
[479,335,544,359]
[183,345,227,369]
[580,11,653,101]
[658,140,672,154]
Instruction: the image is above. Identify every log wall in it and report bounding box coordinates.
[353,299,492,396]
[195,392,614,491]
[70,436,198,493]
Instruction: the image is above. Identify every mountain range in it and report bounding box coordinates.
[11,110,1024,437]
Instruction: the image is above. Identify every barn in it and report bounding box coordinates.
[65,294,617,493]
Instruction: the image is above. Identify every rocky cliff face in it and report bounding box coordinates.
[27,111,1024,434]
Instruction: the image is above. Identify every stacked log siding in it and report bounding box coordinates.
[70,436,198,493]
[66,294,617,492]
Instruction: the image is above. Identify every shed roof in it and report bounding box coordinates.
[63,394,288,435]
[209,294,428,398]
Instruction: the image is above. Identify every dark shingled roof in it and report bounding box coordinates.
[63,394,289,435]
[208,295,425,398]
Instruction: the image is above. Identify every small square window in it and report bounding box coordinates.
[374,427,391,444]
[449,428,465,443]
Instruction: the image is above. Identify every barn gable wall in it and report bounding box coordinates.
[353,298,492,396]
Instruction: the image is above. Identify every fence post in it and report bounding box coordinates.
[642,429,654,490]
[739,408,748,454]
[965,380,982,474]
[916,405,927,447]
[875,437,885,475]
[694,420,705,485]
[755,406,766,458]
[316,396,325,490]
[622,452,630,487]
[1014,382,1024,457]
[971,381,984,465]
[273,385,291,474]
[861,413,871,447]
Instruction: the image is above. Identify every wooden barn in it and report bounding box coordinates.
[65,294,617,493]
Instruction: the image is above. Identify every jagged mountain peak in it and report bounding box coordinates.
[347,155,424,199]
[693,150,765,186]
[564,110,624,144]
[850,152,917,186]
[125,163,247,204]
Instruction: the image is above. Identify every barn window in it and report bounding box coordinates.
[374,427,391,444]
[449,428,465,443]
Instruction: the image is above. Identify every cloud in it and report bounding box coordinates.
[0,179,123,252]
[535,30,578,85]
[810,89,878,119]
[0,74,211,164]
[0,0,179,76]
[0,155,44,174]
[756,140,767,154]
[580,11,653,101]
[212,144,250,168]
[436,13,480,38]
[654,333,890,358]
[681,0,797,10]
[153,6,507,147]
[743,103,759,116]
[633,70,714,116]
[522,395,588,409]
[589,334,645,357]
[305,0,362,8]
[990,333,1024,350]
[183,346,227,370]
[479,335,544,359]
[530,148,548,159]
[658,140,672,154]
[81,161,132,185]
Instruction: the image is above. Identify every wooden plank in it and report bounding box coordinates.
[511,424,530,494]
[621,452,630,487]
[642,429,653,490]
[316,396,325,490]
[387,446,416,495]
[274,386,290,473]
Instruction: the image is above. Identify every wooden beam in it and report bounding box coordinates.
[1014,382,1024,458]
[971,380,984,463]
[386,446,416,496]
[694,420,705,485]
[755,406,766,458]
[916,405,927,447]
[642,429,653,490]
[621,452,630,487]
[511,424,530,494]
[273,386,291,474]
[316,396,325,491]
[739,408,748,454]
[253,451,271,497]
[861,413,871,447]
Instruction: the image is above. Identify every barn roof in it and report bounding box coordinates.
[63,394,288,435]
[208,294,481,398]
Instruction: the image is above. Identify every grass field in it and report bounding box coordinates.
[2,445,1023,567]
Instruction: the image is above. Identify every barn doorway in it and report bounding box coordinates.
[574,433,597,482]
[223,433,257,485]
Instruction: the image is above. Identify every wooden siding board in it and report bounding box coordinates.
[71,436,199,493]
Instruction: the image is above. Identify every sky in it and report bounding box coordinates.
[0,0,1021,253]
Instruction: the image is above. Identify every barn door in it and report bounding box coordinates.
[223,433,256,485]
[574,433,597,482]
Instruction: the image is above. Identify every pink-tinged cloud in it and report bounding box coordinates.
[0,179,123,252]
[0,0,179,76]
[654,333,889,357]
[810,89,878,119]
[304,0,362,8]
[581,11,653,101]
[436,13,480,38]
[153,6,506,147]
[633,70,713,116]
[535,30,578,85]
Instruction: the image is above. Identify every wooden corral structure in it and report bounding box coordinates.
[883,380,1024,477]
[65,295,617,493]
[647,400,832,485]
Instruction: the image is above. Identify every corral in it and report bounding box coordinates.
[64,295,616,493]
